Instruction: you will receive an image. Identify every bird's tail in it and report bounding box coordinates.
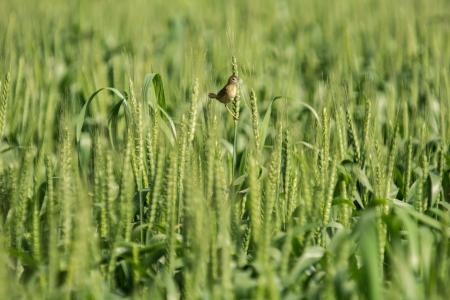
[208,92,217,99]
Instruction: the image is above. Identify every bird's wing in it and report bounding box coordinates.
[216,86,228,100]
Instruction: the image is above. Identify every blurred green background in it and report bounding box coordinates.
[1,0,450,299]
[1,0,449,145]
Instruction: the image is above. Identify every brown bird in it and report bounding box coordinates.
[208,74,239,118]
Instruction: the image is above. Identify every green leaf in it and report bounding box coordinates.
[372,198,389,206]
[406,180,418,204]
[233,269,257,295]
[353,167,373,192]
[393,208,420,270]
[8,248,38,268]
[332,197,355,207]
[297,100,320,124]
[388,181,399,199]
[158,105,177,140]
[337,164,353,184]
[429,172,442,207]
[233,173,247,186]
[439,201,450,211]
[76,87,130,146]
[107,98,129,149]
[298,140,317,152]
[260,96,282,150]
[142,73,166,110]
[353,188,365,209]
[395,205,450,235]
[286,246,325,285]
[220,138,233,155]
[354,211,382,300]
[142,73,175,142]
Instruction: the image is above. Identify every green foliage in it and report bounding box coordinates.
[0,0,450,299]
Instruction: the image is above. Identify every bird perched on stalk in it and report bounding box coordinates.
[208,74,239,119]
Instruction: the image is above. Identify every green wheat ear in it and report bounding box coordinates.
[120,131,134,242]
[248,151,262,246]
[129,78,146,190]
[346,109,361,164]
[404,137,413,200]
[149,145,165,231]
[0,72,10,139]
[32,160,42,262]
[15,148,34,250]
[231,56,240,120]
[45,155,58,290]
[214,155,232,299]
[249,89,260,151]
[183,152,207,300]
[165,152,178,274]
[187,78,199,144]
[59,125,74,253]
[362,99,372,161]
[177,114,188,226]
[93,135,108,240]
[261,123,282,261]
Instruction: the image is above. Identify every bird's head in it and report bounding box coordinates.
[227,74,239,84]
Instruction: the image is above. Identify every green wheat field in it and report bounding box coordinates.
[1,0,449,299]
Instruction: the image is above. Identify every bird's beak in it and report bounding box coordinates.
[238,78,243,84]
